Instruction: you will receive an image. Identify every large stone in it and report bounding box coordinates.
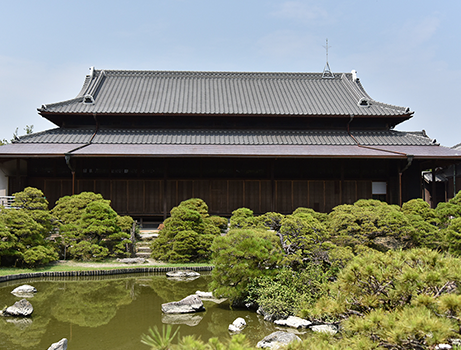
[162,295,205,314]
[228,317,246,332]
[195,290,213,299]
[166,270,200,278]
[3,299,34,317]
[274,316,312,329]
[310,324,338,334]
[257,331,301,349]
[116,258,146,264]
[47,338,68,350]
[11,285,37,298]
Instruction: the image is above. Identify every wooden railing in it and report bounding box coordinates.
[0,196,15,209]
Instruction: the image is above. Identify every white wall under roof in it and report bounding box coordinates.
[0,167,7,196]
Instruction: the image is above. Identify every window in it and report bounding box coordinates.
[372,181,387,201]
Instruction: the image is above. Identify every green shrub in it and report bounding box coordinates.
[0,188,58,267]
[68,240,109,261]
[209,228,283,305]
[247,266,332,318]
[327,200,416,252]
[278,212,329,270]
[229,207,255,229]
[52,192,132,260]
[151,198,224,263]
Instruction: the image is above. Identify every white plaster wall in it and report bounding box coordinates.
[0,166,7,196]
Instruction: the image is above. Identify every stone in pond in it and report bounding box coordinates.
[257,331,301,349]
[162,295,205,314]
[3,299,34,317]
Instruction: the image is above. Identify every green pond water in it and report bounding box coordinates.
[0,273,294,349]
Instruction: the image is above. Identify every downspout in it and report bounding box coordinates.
[64,113,100,194]
[347,114,414,206]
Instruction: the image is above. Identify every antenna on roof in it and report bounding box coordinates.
[89,66,95,80]
[322,39,334,79]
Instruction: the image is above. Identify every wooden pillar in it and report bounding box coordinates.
[163,161,168,221]
[270,159,275,212]
[431,166,437,208]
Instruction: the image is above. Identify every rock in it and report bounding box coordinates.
[47,338,68,350]
[256,331,301,349]
[257,306,276,322]
[166,270,200,278]
[11,285,37,295]
[196,290,213,299]
[162,313,203,326]
[3,299,34,317]
[310,324,338,334]
[372,236,403,252]
[228,317,246,332]
[435,345,452,350]
[116,258,146,264]
[274,316,312,329]
[162,295,205,314]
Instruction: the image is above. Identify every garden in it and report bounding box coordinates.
[2,187,461,349]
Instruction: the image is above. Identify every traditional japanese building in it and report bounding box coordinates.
[1,68,460,219]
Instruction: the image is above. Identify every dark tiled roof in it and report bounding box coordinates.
[16,128,434,146]
[38,70,411,117]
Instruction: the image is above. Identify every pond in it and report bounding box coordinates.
[0,272,291,349]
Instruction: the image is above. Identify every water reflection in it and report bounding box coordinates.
[0,273,280,350]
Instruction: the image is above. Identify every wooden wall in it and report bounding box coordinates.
[28,177,374,217]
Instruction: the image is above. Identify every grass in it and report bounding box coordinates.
[0,261,213,277]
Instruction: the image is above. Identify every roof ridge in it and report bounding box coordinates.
[97,69,343,80]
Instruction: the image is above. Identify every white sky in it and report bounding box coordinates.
[1,0,460,146]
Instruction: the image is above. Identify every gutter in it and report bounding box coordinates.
[64,113,100,194]
[347,114,414,206]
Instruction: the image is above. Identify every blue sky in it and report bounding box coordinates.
[1,0,460,146]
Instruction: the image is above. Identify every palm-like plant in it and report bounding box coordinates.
[141,325,180,350]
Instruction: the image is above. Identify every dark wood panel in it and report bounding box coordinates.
[145,180,163,213]
[276,180,292,213]
[293,180,309,211]
[245,180,260,213]
[357,181,372,200]
[128,180,145,213]
[193,180,211,205]
[309,181,324,212]
[342,181,356,205]
[77,180,95,193]
[325,180,341,212]
[210,180,227,214]
[94,180,112,201]
[260,180,272,213]
[111,180,128,213]
[228,180,244,213]
[177,180,194,203]
[44,180,64,208]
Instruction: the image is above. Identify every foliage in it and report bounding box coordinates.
[0,187,57,267]
[52,192,111,225]
[254,211,285,231]
[209,228,283,305]
[292,207,328,223]
[151,199,224,263]
[67,240,110,261]
[436,190,461,224]
[229,207,255,229]
[327,199,416,252]
[304,248,461,318]
[247,266,332,318]
[278,212,330,270]
[52,192,132,260]
[141,325,180,350]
